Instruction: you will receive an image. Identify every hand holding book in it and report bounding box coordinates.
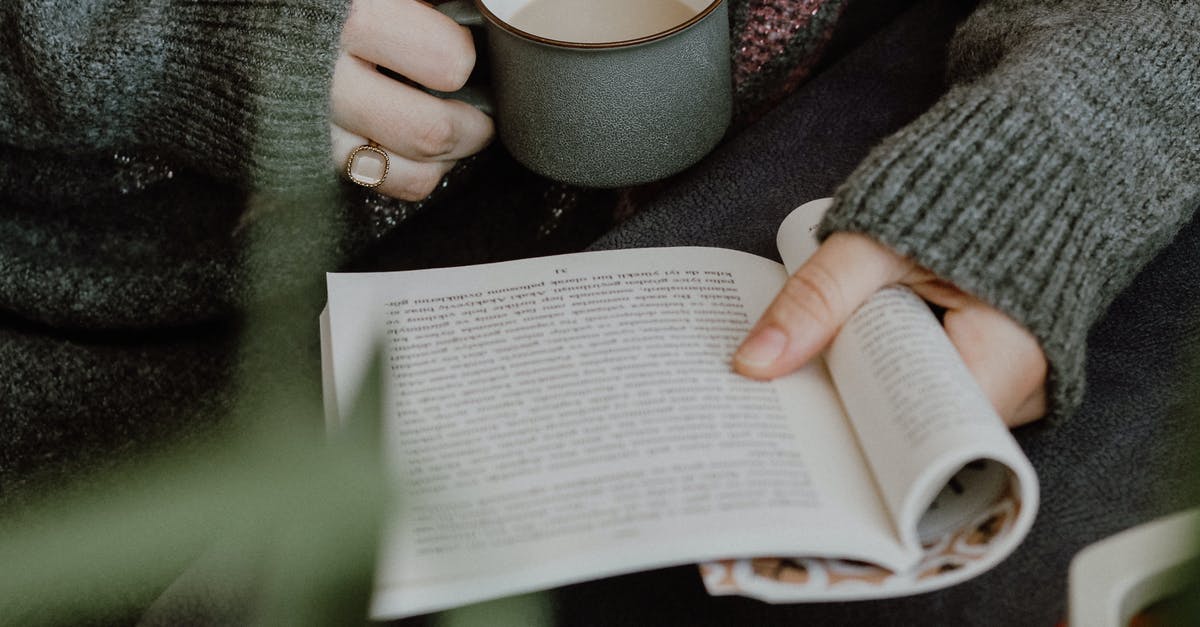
[736,228,1047,427]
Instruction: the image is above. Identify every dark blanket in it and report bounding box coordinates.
[3,0,1196,625]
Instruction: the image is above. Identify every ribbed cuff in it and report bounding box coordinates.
[819,0,1200,423]
[153,1,350,193]
[821,85,1097,422]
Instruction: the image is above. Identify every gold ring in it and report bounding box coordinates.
[345,140,390,188]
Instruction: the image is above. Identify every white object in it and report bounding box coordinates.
[1068,507,1200,627]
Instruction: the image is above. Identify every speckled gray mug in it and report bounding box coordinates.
[436,0,731,188]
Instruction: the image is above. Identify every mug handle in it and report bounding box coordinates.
[436,0,484,26]
[431,0,495,116]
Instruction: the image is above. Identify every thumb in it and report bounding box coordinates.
[733,233,909,379]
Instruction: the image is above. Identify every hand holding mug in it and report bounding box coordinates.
[332,0,495,200]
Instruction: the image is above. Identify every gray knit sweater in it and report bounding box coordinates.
[822,0,1200,419]
[1,0,1198,424]
[1,0,347,192]
[0,0,357,330]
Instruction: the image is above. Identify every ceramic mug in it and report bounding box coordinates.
[436,0,732,188]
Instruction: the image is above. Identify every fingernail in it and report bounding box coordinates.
[735,327,788,368]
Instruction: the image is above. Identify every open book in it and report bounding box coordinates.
[321,198,1039,619]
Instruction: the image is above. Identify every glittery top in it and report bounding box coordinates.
[730,0,845,123]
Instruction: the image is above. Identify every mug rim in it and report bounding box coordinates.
[474,0,725,49]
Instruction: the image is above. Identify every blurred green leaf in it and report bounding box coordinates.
[437,593,555,627]
[0,349,389,627]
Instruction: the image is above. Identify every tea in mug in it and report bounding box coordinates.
[508,0,699,43]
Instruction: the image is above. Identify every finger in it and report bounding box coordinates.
[734,233,913,379]
[342,0,476,92]
[907,276,974,310]
[333,124,454,201]
[942,303,1048,427]
[332,54,494,162]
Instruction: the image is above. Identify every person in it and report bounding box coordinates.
[1,0,1197,624]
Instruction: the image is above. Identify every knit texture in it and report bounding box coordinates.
[0,0,367,329]
[0,0,349,193]
[822,0,1200,421]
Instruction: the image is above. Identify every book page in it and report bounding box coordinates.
[706,199,1037,600]
[325,247,912,619]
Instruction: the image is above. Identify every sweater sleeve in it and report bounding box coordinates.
[0,0,350,192]
[819,0,1200,421]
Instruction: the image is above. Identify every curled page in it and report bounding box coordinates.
[702,198,1039,602]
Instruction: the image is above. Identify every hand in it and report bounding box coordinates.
[332,0,494,200]
[733,233,1048,427]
